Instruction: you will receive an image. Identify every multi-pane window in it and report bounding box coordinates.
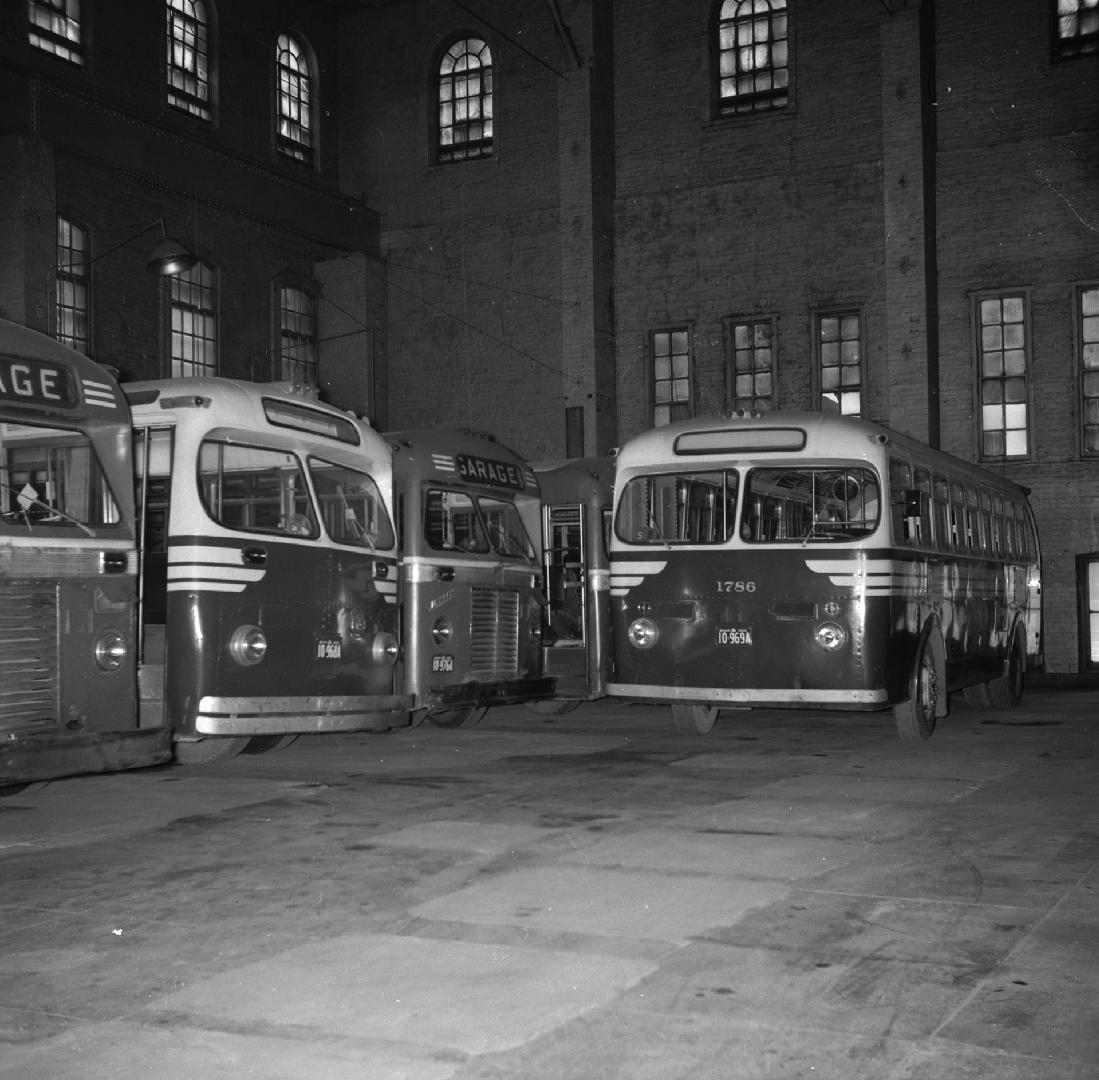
[56,216,89,354]
[29,0,82,63]
[816,312,862,416]
[726,316,775,412]
[977,292,1030,459]
[652,328,691,427]
[170,261,217,377]
[1079,284,1099,455]
[276,33,313,164]
[716,0,789,116]
[1053,0,1099,58]
[167,0,211,120]
[437,37,494,163]
[279,286,318,389]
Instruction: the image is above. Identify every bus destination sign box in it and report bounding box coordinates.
[0,356,76,408]
[455,453,526,491]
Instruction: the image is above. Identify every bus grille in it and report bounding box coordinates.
[0,583,59,732]
[469,587,520,678]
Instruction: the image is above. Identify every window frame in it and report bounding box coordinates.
[275,32,315,166]
[1076,281,1099,458]
[278,284,319,390]
[55,214,90,355]
[1052,0,1099,60]
[29,0,83,64]
[168,259,218,378]
[724,313,777,413]
[814,308,864,417]
[714,0,791,118]
[166,0,213,121]
[650,326,693,428]
[435,35,495,164]
[973,288,1032,462]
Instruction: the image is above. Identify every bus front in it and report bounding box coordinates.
[390,430,553,726]
[607,414,890,731]
[0,321,170,784]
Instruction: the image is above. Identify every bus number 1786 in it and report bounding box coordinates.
[716,580,756,593]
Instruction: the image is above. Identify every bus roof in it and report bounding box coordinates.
[0,318,128,419]
[387,428,539,495]
[614,411,1031,500]
[123,376,390,458]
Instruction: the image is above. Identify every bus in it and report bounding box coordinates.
[608,410,1042,741]
[528,457,614,714]
[127,378,411,763]
[387,428,553,725]
[0,319,171,788]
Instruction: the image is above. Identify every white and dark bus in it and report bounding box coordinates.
[387,428,553,726]
[0,320,170,787]
[608,411,1042,740]
[127,378,410,763]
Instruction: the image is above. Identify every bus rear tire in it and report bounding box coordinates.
[894,635,940,742]
[241,735,299,754]
[428,706,488,728]
[989,629,1025,709]
[671,703,719,735]
[525,699,581,716]
[173,736,250,765]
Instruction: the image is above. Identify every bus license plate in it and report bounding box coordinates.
[432,654,455,673]
[717,626,753,646]
[316,638,342,660]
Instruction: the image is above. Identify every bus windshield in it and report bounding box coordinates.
[615,470,739,544]
[0,421,121,530]
[742,466,880,543]
[308,457,395,549]
[424,488,536,561]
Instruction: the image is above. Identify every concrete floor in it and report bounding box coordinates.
[1,688,1097,1080]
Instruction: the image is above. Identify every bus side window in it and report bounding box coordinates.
[931,475,950,549]
[949,479,965,550]
[889,458,912,543]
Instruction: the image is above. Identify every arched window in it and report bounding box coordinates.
[716,0,789,116]
[437,37,493,162]
[277,33,314,164]
[29,0,82,64]
[56,215,89,354]
[1054,0,1099,59]
[167,0,211,120]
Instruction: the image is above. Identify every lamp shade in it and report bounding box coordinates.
[146,234,197,276]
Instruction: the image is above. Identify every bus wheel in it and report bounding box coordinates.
[989,629,1025,709]
[241,735,299,754]
[525,699,581,716]
[173,736,250,765]
[428,706,488,728]
[894,637,939,742]
[671,704,719,735]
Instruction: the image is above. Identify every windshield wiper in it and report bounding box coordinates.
[0,482,95,537]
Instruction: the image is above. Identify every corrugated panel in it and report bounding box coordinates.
[0,583,58,732]
[469,587,520,678]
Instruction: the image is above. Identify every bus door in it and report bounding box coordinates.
[529,459,613,713]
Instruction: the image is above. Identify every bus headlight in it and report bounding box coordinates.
[372,632,399,664]
[627,617,659,650]
[432,618,452,645]
[813,621,848,652]
[228,625,268,666]
[94,629,128,672]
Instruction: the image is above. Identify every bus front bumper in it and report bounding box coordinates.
[606,683,888,709]
[196,694,416,735]
[1,727,173,786]
[423,678,556,712]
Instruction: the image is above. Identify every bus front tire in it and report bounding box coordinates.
[173,736,250,765]
[671,703,719,735]
[989,629,1025,709]
[894,635,940,743]
[428,706,488,728]
[525,699,581,716]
